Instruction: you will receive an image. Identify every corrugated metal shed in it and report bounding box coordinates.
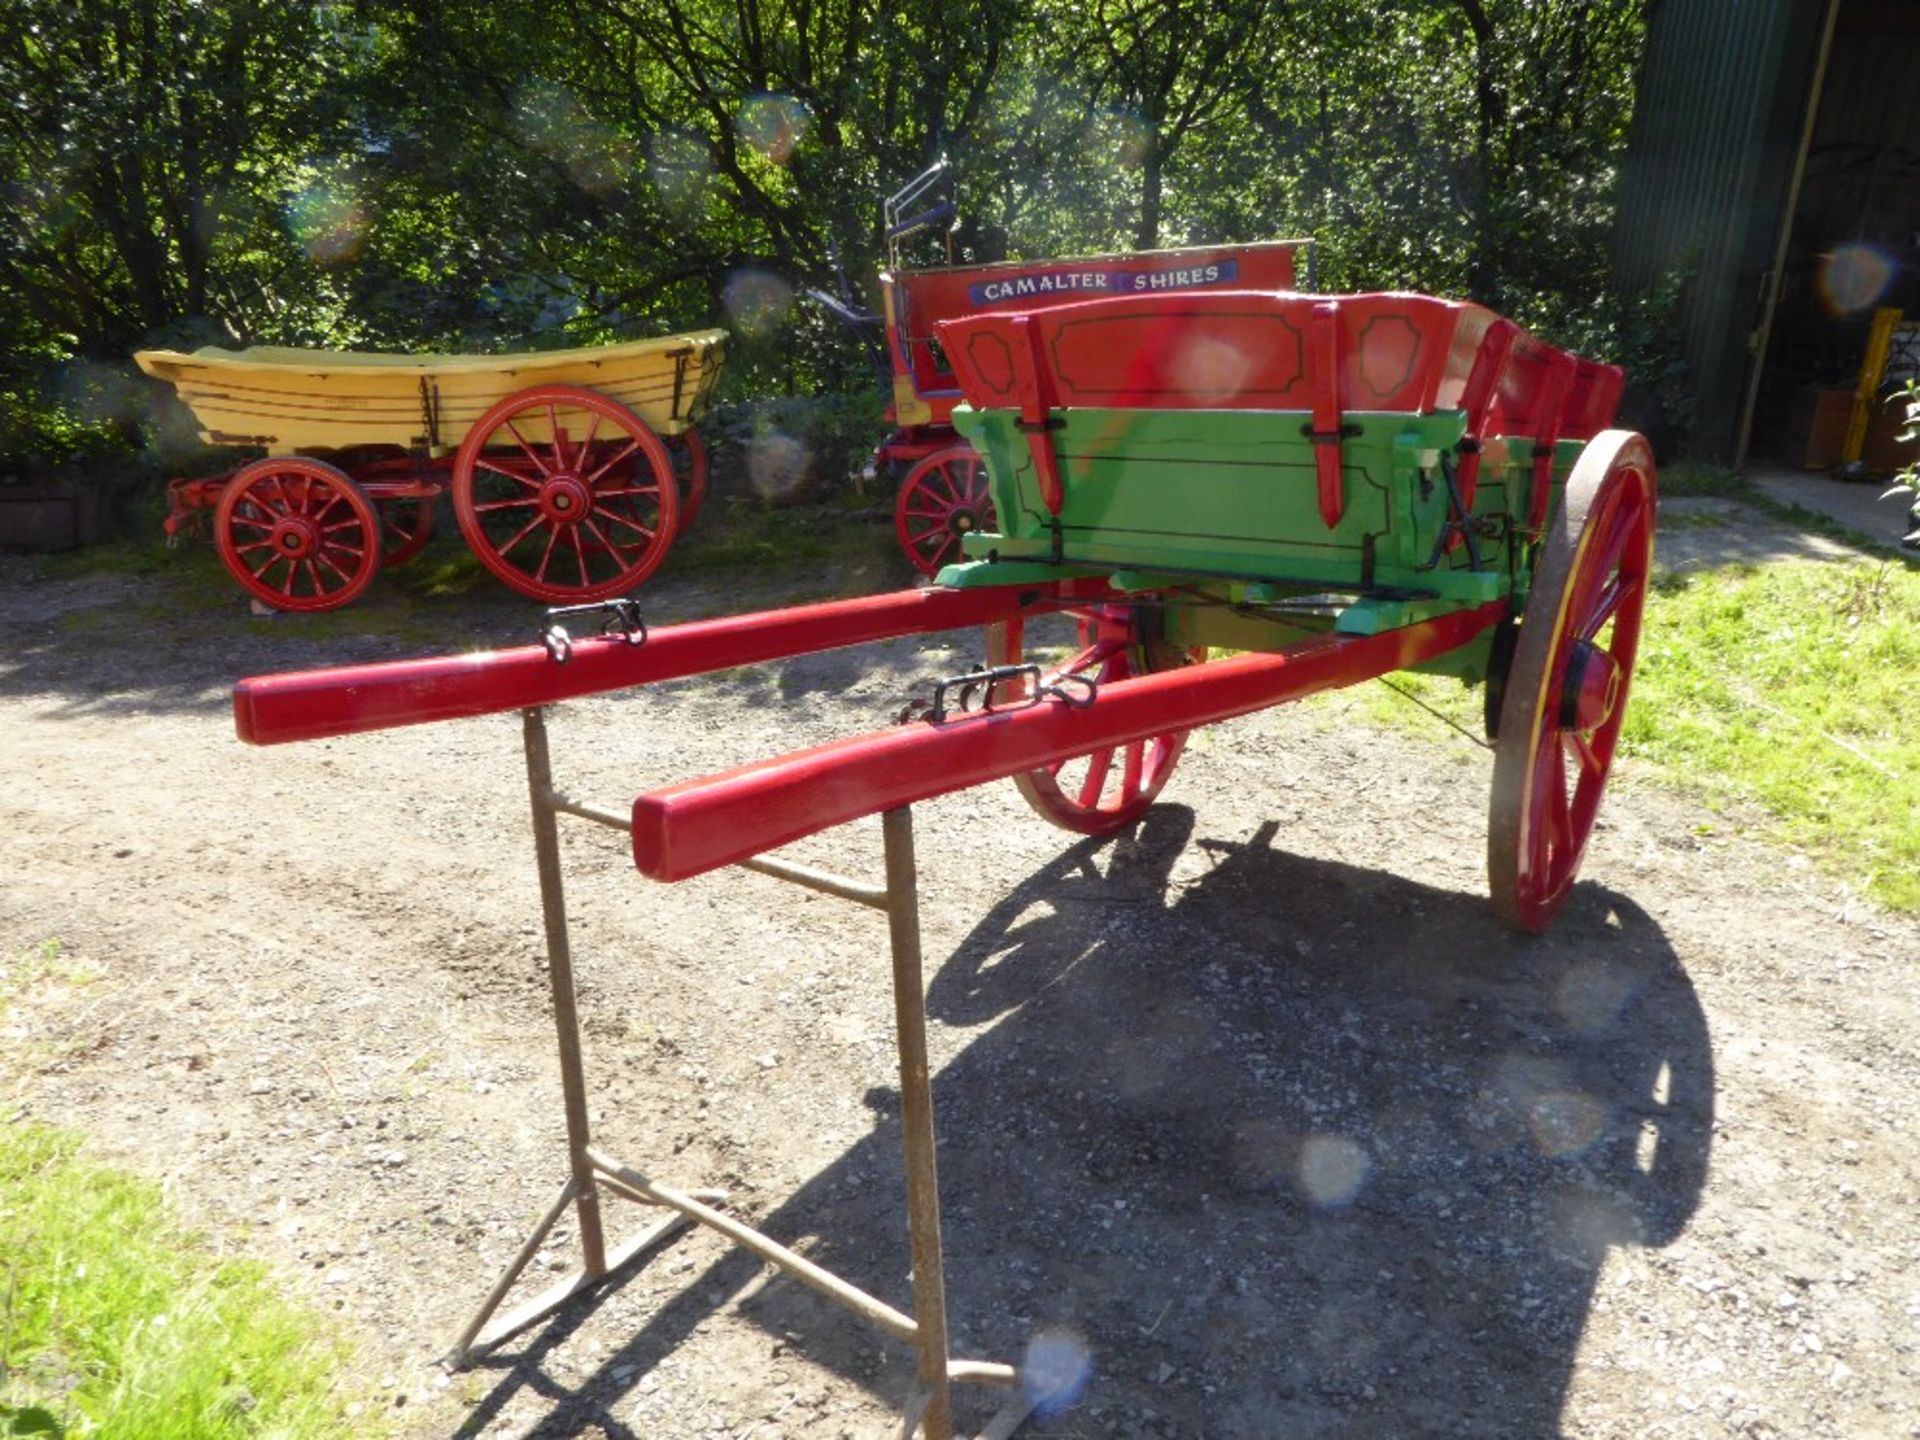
[1615,0,1832,460]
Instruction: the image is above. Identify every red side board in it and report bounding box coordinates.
[882,241,1309,418]
[936,289,1623,437]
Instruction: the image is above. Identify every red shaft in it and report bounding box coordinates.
[632,602,1505,881]
[233,582,1101,745]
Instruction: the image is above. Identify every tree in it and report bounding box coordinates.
[0,0,359,358]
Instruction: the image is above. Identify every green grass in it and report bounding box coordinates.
[1624,557,1918,910]
[667,496,901,575]
[1360,554,1920,912]
[0,1123,374,1439]
[1657,459,1747,498]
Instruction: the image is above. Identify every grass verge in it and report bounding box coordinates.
[1624,557,1917,910]
[1359,553,1920,912]
[0,1121,373,1439]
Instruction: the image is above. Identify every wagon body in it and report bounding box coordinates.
[936,289,1624,658]
[136,331,727,612]
[879,243,1310,433]
[134,330,726,454]
[877,245,1314,574]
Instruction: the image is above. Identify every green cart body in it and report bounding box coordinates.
[930,287,1654,929]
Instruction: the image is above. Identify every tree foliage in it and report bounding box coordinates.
[0,0,1651,472]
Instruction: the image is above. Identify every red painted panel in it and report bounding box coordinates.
[1487,332,1624,440]
[940,290,1502,416]
[1561,362,1626,439]
[232,582,1110,746]
[882,241,1308,409]
[630,601,1505,881]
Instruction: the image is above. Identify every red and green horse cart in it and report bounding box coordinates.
[230,283,1651,1437]
[136,331,726,611]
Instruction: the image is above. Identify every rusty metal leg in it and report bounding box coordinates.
[882,806,955,1440]
[444,1176,577,1365]
[524,705,607,1277]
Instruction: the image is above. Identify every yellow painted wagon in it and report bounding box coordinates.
[135,330,727,610]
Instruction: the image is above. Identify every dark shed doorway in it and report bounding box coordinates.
[1740,0,1920,472]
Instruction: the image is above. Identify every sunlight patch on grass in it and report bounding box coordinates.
[0,1124,376,1439]
[1353,555,1920,912]
[1625,557,1917,911]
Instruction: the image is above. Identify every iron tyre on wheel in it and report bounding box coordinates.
[214,457,382,612]
[987,602,1206,834]
[1488,430,1657,932]
[451,383,678,603]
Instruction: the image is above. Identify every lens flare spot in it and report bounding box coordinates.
[1547,1186,1642,1267]
[1528,1089,1607,1158]
[735,93,811,165]
[1174,336,1254,405]
[724,269,794,339]
[1088,107,1153,169]
[288,184,366,265]
[1553,959,1638,1035]
[1819,244,1894,316]
[650,130,712,214]
[1296,1134,1370,1208]
[1021,1329,1092,1418]
[513,82,630,197]
[748,430,809,500]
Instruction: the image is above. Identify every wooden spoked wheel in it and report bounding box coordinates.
[896,445,994,576]
[668,430,709,538]
[214,457,381,612]
[988,602,1206,834]
[376,495,436,567]
[1489,430,1657,932]
[452,383,677,603]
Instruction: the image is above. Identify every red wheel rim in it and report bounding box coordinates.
[988,602,1205,834]
[895,445,994,576]
[1489,430,1657,931]
[377,495,436,567]
[452,383,677,603]
[669,430,708,538]
[213,458,381,612]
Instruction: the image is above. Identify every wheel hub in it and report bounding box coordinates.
[946,507,979,537]
[539,475,593,526]
[1560,640,1622,732]
[269,515,318,560]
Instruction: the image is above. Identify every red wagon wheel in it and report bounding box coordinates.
[987,602,1206,834]
[377,495,436,567]
[214,457,381,612]
[668,430,709,538]
[895,445,994,576]
[452,383,678,603]
[1489,430,1657,932]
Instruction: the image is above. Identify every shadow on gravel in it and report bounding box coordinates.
[0,556,533,722]
[0,551,928,723]
[462,806,1713,1439]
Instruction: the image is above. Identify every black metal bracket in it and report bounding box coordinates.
[900,663,1098,725]
[541,599,649,665]
[1423,454,1486,572]
[1300,423,1362,443]
[418,377,443,451]
[1013,416,1066,434]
